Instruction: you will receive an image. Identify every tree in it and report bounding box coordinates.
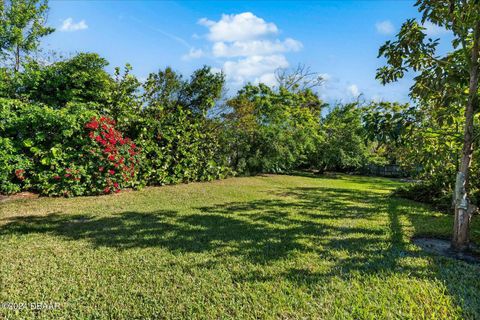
[223,83,323,174]
[316,103,368,172]
[0,0,54,71]
[143,66,183,114]
[362,101,416,165]
[17,52,113,107]
[107,63,142,129]
[139,66,228,185]
[181,66,225,117]
[275,64,325,92]
[376,0,480,251]
[143,66,225,118]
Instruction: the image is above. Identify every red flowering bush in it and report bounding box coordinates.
[14,169,25,181]
[0,102,143,197]
[83,116,140,194]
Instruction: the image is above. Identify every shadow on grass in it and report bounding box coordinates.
[0,185,478,316]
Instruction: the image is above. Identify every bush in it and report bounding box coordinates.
[0,100,141,196]
[314,103,369,172]
[393,181,453,212]
[137,106,229,185]
[0,96,230,196]
[136,66,229,185]
[57,116,141,195]
[15,53,113,108]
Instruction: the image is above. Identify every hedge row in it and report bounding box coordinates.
[0,99,229,196]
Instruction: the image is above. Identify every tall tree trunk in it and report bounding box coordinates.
[452,20,480,251]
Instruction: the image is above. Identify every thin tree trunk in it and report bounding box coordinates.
[14,45,20,72]
[452,20,480,251]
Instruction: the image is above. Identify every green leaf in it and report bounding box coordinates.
[23,139,34,147]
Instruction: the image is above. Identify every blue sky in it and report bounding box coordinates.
[43,0,452,103]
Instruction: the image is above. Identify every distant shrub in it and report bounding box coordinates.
[393,181,453,212]
[222,84,323,174]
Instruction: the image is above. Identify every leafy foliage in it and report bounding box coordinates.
[138,66,229,184]
[137,106,228,185]
[0,0,54,71]
[13,53,112,107]
[222,83,323,174]
[82,116,140,195]
[0,101,141,196]
[143,65,225,116]
[376,2,480,246]
[0,62,230,196]
[314,103,369,172]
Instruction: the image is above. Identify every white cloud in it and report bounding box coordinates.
[223,55,288,84]
[422,21,450,36]
[257,73,278,87]
[375,20,394,35]
[347,84,360,97]
[182,48,204,60]
[193,12,303,88]
[199,12,278,42]
[212,38,302,57]
[60,18,88,32]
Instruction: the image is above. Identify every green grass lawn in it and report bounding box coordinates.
[1,174,479,319]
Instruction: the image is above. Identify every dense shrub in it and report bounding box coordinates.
[79,116,140,194]
[11,53,112,108]
[0,100,25,193]
[0,64,230,196]
[0,137,31,194]
[0,100,141,196]
[137,106,229,185]
[393,181,454,212]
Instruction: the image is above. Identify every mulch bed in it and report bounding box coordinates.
[413,237,480,264]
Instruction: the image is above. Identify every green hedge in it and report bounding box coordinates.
[0,99,230,196]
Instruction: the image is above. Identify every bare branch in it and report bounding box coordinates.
[275,63,325,91]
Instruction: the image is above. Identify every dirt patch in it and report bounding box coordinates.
[413,237,480,264]
[0,192,39,202]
